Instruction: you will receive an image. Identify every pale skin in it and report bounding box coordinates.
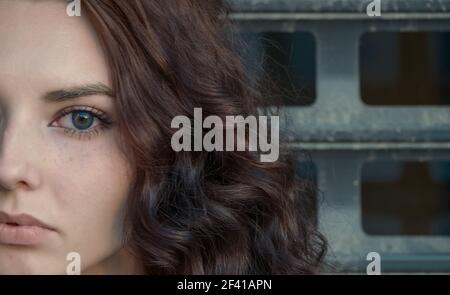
[0,0,143,274]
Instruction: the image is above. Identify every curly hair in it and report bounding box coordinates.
[83,0,327,274]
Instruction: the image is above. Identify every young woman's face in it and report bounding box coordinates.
[0,0,135,274]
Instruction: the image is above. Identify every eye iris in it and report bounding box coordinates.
[72,111,94,130]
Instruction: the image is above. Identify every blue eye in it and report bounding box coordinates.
[56,109,100,131]
[71,111,95,130]
[50,106,114,139]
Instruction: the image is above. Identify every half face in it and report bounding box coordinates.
[0,0,134,274]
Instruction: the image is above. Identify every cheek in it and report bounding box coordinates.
[47,133,132,250]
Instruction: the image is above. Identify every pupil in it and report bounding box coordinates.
[72,111,94,130]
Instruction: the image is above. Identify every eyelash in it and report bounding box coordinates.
[50,105,114,140]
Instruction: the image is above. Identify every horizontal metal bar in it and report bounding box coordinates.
[230,12,450,20]
[327,255,450,272]
[281,109,450,143]
[287,142,450,150]
[232,18,450,33]
[229,0,450,13]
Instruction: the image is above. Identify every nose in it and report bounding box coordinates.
[0,125,41,192]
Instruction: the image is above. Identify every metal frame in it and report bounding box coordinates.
[231,0,450,272]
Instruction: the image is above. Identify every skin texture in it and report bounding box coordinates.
[0,0,140,274]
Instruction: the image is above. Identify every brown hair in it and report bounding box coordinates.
[83,0,327,274]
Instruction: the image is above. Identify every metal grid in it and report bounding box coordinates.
[230,0,450,273]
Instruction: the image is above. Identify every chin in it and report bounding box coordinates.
[0,250,65,275]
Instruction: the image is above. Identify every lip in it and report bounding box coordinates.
[0,211,56,246]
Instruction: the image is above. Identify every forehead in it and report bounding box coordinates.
[0,0,110,96]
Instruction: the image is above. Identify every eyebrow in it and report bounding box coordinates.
[43,82,115,102]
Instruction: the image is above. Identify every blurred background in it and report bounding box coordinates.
[228,0,450,273]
